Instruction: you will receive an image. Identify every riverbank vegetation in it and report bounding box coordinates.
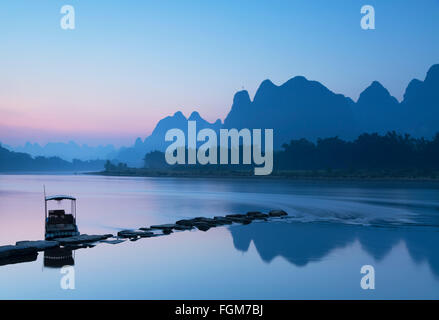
[98,132,439,180]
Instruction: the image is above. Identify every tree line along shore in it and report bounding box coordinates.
[96,132,439,180]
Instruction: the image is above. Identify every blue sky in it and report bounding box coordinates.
[0,0,438,146]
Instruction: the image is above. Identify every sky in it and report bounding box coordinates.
[0,0,438,147]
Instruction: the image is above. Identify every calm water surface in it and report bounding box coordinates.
[0,174,438,299]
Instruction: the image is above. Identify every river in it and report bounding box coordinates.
[0,174,438,299]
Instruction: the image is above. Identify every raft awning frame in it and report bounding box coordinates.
[44,195,77,219]
[45,195,76,201]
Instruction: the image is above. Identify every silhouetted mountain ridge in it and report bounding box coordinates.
[116,111,222,166]
[224,75,356,146]
[228,222,439,277]
[9,141,116,162]
[115,64,438,166]
[0,144,105,172]
[355,80,401,133]
[399,64,439,137]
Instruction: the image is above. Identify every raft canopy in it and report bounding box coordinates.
[45,195,76,201]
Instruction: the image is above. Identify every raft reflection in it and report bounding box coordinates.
[44,247,75,268]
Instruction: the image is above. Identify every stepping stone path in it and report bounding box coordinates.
[100,239,126,245]
[0,210,288,266]
[15,240,59,251]
[54,234,113,245]
[269,210,288,217]
[117,230,156,239]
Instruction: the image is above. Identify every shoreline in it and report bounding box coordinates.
[86,169,439,182]
[2,170,438,182]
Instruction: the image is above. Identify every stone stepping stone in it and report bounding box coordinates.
[213,217,233,225]
[176,217,223,228]
[226,214,247,218]
[15,240,59,251]
[175,219,194,226]
[246,212,269,219]
[173,225,193,230]
[150,224,178,230]
[225,214,253,224]
[194,223,211,232]
[54,234,113,245]
[117,230,155,239]
[100,239,126,245]
[269,210,288,217]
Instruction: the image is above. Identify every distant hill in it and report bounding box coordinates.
[0,144,105,172]
[114,64,439,166]
[116,111,221,166]
[354,81,401,134]
[223,76,356,147]
[9,141,116,161]
[399,64,439,137]
[6,65,437,168]
[353,64,439,137]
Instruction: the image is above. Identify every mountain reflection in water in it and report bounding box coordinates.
[228,221,439,277]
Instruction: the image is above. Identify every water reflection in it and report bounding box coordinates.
[228,221,439,277]
[0,246,76,268]
[0,252,38,267]
[2,219,437,278]
[44,248,75,268]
